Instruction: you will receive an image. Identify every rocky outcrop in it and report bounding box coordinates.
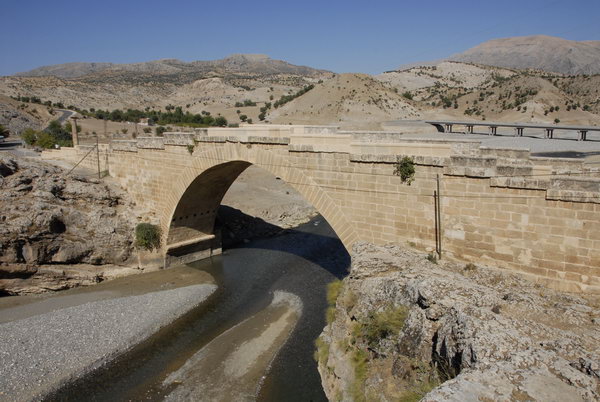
[317,243,600,401]
[0,100,43,135]
[0,155,137,295]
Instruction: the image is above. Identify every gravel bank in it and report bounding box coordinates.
[0,284,217,401]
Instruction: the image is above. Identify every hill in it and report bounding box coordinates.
[267,73,420,129]
[449,35,600,75]
[378,61,600,125]
[14,54,330,81]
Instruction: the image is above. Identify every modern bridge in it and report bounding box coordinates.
[426,120,600,141]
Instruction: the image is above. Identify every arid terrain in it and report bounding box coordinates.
[1,36,599,134]
[2,33,600,401]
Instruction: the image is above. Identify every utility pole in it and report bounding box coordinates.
[436,174,443,259]
[96,134,101,179]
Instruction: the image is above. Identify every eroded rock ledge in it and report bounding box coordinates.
[0,155,137,295]
[317,243,600,401]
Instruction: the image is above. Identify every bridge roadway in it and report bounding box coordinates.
[426,120,600,141]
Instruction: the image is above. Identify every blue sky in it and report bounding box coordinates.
[1,0,599,76]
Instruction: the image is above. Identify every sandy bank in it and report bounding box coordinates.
[0,283,217,401]
[163,291,302,401]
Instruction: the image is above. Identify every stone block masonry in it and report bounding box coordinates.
[42,126,600,294]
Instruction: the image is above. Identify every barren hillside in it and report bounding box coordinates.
[2,44,600,133]
[450,35,600,75]
[267,73,420,129]
[15,54,331,81]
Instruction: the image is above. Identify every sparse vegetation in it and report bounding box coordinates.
[156,126,167,136]
[394,156,416,185]
[352,305,408,348]
[134,223,161,250]
[20,120,73,148]
[80,107,228,127]
[273,84,315,108]
[464,263,477,271]
[426,253,438,264]
[325,279,343,324]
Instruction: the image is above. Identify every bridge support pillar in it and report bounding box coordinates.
[545,129,554,139]
[466,125,474,134]
[514,127,524,137]
[444,124,453,133]
[488,126,497,136]
[578,130,588,141]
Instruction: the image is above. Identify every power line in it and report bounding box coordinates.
[66,145,97,176]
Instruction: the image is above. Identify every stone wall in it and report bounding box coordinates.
[43,127,600,293]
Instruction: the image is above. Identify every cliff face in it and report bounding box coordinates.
[316,243,600,401]
[0,155,137,295]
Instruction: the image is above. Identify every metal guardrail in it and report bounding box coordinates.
[425,120,600,141]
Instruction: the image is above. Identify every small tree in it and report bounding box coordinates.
[21,128,37,145]
[36,132,57,148]
[214,116,227,127]
[239,114,248,122]
[0,124,8,138]
[121,128,128,134]
[394,156,415,185]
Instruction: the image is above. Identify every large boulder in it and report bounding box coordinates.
[0,155,137,295]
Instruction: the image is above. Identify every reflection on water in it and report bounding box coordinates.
[46,216,350,401]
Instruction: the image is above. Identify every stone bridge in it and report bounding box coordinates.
[43,125,600,294]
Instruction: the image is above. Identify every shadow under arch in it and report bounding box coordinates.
[163,157,357,266]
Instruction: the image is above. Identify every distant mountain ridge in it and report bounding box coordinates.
[449,35,600,75]
[14,54,330,79]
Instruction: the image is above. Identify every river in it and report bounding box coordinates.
[39,215,350,401]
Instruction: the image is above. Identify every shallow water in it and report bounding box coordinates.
[45,216,350,401]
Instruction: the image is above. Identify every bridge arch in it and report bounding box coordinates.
[159,146,358,265]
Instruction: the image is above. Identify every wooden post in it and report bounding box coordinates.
[70,116,79,146]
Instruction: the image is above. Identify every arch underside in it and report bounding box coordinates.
[163,154,357,266]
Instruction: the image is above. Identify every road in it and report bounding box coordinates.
[54,109,76,125]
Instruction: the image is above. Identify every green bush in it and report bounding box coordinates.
[156,126,167,136]
[36,132,57,148]
[135,223,161,250]
[394,156,416,184]
[21,128,37,145]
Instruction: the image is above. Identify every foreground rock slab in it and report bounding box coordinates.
[0,284,216,401]
[0,154,137,295]
[317,242,600,401]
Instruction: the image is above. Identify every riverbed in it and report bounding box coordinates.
[0,216,350,401]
